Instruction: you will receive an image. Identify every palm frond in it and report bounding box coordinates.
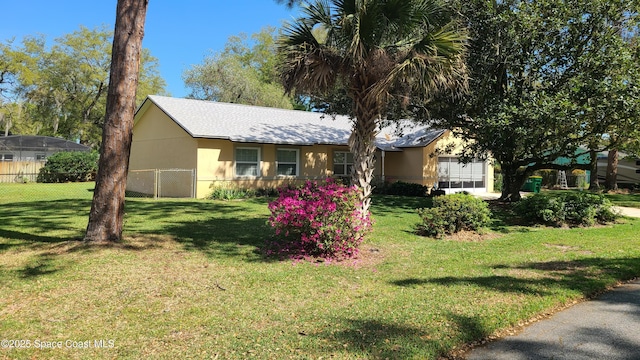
[367,23,468,107]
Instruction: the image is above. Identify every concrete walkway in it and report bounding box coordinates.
[465,279,640,360]
[614,206,640,218]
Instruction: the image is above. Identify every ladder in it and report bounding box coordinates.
[557,170,569,189]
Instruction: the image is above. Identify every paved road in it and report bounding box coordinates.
[465,280,640,359]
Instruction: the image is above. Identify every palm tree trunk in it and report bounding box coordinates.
[85,0,148,242]
[349,98,378,215]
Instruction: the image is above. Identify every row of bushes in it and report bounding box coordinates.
[207,182,278,200]
[213,180,619,260]
[209,180,441,200]
[415,191,619,239]
[515,192,618,226]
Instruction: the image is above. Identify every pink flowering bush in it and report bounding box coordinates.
[266,179,372,260]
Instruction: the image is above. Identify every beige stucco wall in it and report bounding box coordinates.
[381,132,444,187]
[129,104,198,197]
[130,104,198,170]
[195,141,351,198]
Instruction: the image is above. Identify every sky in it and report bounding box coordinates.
[1,1,299,98]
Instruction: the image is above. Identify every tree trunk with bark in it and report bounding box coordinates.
[589,149,600,190]
[85,0,148,242]
[500,165,526,201]
[605,148,619,191]
[349,97,378,215]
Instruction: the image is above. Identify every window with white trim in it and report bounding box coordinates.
[276,148,299,176]
[438,157,485,189]
[0,153,14,162]
[235,147,260,177]
[333,151,354,176]
[36,153,46,161]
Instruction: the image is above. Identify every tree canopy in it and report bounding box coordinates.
[183,27,301,109]
[0,26,166,148]
[430,0,640,200]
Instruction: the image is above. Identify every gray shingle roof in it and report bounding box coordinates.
[142,95,445,151]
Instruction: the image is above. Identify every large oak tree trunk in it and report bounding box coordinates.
[349,98,378,215]
[85,0,148,242]
[605,148,619,191]
[589,149,600,190]
[500,165,526,202]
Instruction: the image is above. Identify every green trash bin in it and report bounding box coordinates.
[523,176,543,193]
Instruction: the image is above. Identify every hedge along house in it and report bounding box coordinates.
[128,95,493,198]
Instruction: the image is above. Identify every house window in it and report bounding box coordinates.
[333,151,354,176]
[438,157,485,190]
[36,153,46,161]
[235,147,261,177]
[0,153,13,162]
[276,148,299,176]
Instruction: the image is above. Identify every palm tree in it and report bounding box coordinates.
[279,0,468,214]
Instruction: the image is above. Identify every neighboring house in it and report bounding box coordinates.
[129,95,494,198]
[0,135,91,183]
[0,135,90,161]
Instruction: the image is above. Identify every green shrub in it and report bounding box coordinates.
[373,181,429,197]
[207,182,279,200]
[37,151,98,183]
[207,182,255,200]
[417,193,491,238]
[514,193,565,225]
[515,192,618,226]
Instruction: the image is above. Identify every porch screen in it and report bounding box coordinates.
[438,157,485,190]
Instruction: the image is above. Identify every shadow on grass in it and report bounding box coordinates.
[125,198,272,261]
[370,195,433,217]
[316,318,441,359]
[314,314,491,359]
[18,254,63,278]
[0,197,274,261]
[391,257,640,297]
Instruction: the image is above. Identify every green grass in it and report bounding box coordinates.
[603,192,640,208]
[1,183,640,359]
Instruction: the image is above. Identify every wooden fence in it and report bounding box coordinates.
[0,161,44,183]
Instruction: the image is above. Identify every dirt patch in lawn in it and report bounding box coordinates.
[443,230,503,242]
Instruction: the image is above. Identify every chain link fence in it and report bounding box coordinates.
[126,169,196,198]
[0,167,195,202]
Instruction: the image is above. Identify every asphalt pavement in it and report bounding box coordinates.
[464,194,640,359]
[465,279,640,359]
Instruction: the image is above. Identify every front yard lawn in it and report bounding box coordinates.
[1,183,639,359]
[603,192,640,208]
